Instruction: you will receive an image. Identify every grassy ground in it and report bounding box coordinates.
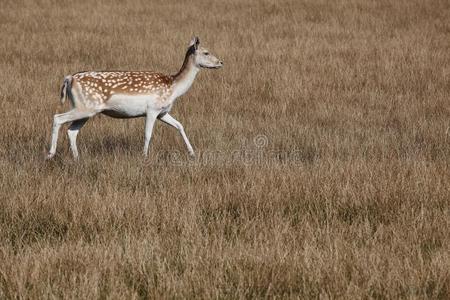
[0,0,449,298]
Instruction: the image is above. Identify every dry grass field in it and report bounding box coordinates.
[0,0,449,298]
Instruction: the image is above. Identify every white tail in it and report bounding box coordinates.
[46,37,223,160]
[59,75,72,105]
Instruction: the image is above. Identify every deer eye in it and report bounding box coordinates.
[204,52,209,56]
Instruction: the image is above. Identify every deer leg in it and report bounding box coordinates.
[143,111,158,157]
[158,113,195,157]
[67,118,89,160]
[47,110,96,159]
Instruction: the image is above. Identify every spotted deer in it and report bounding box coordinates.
[46,37,223,160]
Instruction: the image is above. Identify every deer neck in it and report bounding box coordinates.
[172,51,199,99]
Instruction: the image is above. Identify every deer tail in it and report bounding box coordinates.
[60,75,73,105]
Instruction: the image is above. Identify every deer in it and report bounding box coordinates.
[46,37,223,160]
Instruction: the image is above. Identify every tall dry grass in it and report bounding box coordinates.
[0,0,449,298]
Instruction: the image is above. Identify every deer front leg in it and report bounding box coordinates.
[158,113,195,157]
[143,110,158,157]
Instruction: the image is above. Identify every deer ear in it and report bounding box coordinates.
[189,36,200,49]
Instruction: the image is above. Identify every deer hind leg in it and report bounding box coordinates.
[67,118,88,160]
[47,109,96,159]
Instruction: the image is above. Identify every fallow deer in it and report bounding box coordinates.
[47,37,222,160]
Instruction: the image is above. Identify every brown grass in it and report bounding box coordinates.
[1,0,449,298]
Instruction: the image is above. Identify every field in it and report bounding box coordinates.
[0,0,449,298]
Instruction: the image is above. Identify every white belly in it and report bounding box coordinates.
[102,94,156,118]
